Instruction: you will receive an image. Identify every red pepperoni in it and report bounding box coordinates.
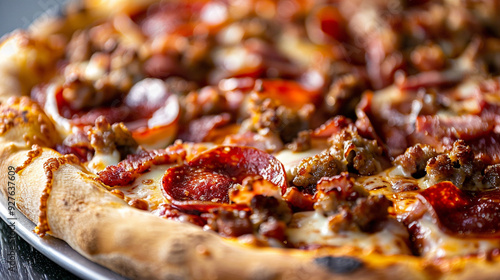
[124,78,171,120]
[70,106,130,126]
[162,146,288,208]
[418,182,500,238]
[98,143,186,186]
[179,113,231,143]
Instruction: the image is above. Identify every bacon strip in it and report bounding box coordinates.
[418,181,500,238]
[415,115,494,141]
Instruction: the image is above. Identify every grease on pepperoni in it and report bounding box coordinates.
[162,146,288,208]
[418,181,500,238]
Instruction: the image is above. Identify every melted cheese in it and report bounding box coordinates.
[358,170,500,258]
[86,150,120,173]
[274,148,324,180]
[287,212,411,255]
[44,84,72,136]
[416,214,500,258]
[117,164,175,211]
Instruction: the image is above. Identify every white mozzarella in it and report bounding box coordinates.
[286,211,411,255]
[415,214,500,258]
[86,150,121,173]
[117,164,176,210]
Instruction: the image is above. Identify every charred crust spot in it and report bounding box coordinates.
[166,239,188,265]
[0,97,59,147]
[314,256,364,274]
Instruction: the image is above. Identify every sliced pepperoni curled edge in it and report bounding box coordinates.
[161,146,288,211]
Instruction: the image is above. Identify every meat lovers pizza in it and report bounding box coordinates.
[1,0,500,279]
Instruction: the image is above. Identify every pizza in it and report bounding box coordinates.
[1,0,500,279]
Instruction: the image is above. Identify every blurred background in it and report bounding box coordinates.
[0,0,67,37]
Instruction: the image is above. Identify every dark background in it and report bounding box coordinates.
[0,219,76,280]
[0,0,78,279]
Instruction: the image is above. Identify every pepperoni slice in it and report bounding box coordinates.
[162,146,288,209]
[418,181,500,238]
[179,113,231,143]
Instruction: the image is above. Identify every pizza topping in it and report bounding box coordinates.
[123,78,172,120]
[180,86,233,125]
[424,140,491,190]
[223,131,284,153]
[250,194,292,227]
[394,144,437,178]
[415,115,494,143]
[324,74,367,116]
[126,198,149,211]
[314,173,392,233]
[162,146,287,206]
[417,181,500,238]
[155,203,205,227]
[287,210,411,254]
[283,187,315,212]
[245,88,314,144]
[88,116,138,156]
[179,113,231,143]
[292,124,385,190]
[205,208,253,238]
[484,164,500,187]
[98,142,186,186]
[202,177,292,241]
[292,150,345,191]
